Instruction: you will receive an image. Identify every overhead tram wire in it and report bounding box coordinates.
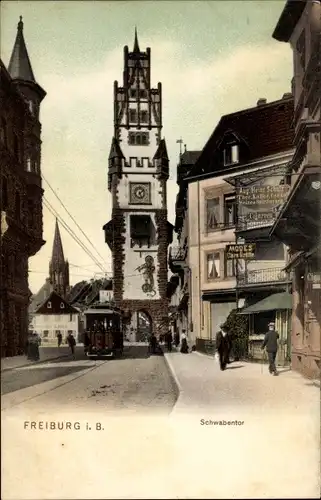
[43,197,106,274]
[41,174,107,265]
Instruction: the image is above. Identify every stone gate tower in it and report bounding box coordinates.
[103,30,173,341]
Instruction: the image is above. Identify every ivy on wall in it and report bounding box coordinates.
[222,309,249,360]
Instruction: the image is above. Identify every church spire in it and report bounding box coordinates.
[51,218,65,266]
[8,16,36,82]
[133,26,140,53]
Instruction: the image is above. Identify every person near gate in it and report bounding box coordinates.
[215,325,230,371]
[57,332,62,348]
[261,322,279,376]
[66,332,76,359]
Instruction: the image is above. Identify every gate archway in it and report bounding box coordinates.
[136,310,152,342]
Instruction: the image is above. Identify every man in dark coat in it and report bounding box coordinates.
[262,322,279,376]
[166,331,173,352]
[149,333,157,354]
[66,332,76,359]
[57,332,62,348]
[215,326,230,371]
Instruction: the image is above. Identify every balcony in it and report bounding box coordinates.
[237,267,290,288]
[169,245,187,273]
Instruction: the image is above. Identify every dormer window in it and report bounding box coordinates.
[60,302,65,309]
[224,144,239,166]
[47,301,52,309]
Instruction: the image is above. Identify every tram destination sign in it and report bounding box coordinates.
[226,243,256,260]
[238,185,290,206]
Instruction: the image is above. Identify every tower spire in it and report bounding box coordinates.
[51,218,65,266]
[133,26,140,53]
[8,16,36,82]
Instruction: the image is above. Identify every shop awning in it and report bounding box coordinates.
[238,292,292,315]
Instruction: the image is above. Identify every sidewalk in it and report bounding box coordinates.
[163,350,320,498]
[1,346,70,372]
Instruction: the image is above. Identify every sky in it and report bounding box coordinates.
[1,0,293,294]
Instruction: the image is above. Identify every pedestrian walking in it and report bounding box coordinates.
[262,322,279,376]
[180,330,189,354]
[174,331,180,348]
[149,333,157,354]
[215,325,229,371]
[66,332,76,359]
[26,332,41,361]
[166,331,173,352]
[57,332,62,348]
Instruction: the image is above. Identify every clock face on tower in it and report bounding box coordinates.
[130,182,151,204]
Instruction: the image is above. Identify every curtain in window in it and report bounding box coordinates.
[207,198,220,230]
[207,253,220,279]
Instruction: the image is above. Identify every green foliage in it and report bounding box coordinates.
[222,309,249,359]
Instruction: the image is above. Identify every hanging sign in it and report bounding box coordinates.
[238,185,290,206]
[226,243,256,260]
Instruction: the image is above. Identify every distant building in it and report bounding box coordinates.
[271,0,321,379]
[185,95,295,356]
[49,219,70,298]
[32,290,80,344]
[0,18,46,357]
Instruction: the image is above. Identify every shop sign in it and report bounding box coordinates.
[226,243,256,260]
[238,185,290,206]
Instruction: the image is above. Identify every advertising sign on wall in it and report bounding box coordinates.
[226,243,256,260]
[238,185,290,207]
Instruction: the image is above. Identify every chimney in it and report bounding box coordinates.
[257,98,267,106]
[282,92,292,99]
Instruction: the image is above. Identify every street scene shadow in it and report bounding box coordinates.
[1,365,87,396]
[225,365,244,370]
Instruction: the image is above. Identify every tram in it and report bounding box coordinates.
[83,305,123,358]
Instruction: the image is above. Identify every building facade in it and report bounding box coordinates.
[32,290,80,344]
[0,18,46,357]
[185,95,295,354]
[271,0,321,378]
[168,150,200,342]
[103,31,173,341]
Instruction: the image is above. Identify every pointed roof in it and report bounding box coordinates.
[8,16,36,82]
[133,27,140,53]
[109,137,125,159]
[154,139,169,160]
[51,219,65,266]
[34,290,79,315]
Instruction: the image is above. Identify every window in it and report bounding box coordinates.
[207,252,221,279]
[29,100,34,114]
[47,301,52,308]
[129,109,137,122]
[60,302,65,309]
[130,214,155,247]
[130,157,137,168]
[69,313,73,322]
[128,132,149,146]
[224,194,236,227]
[142,157,149,168]
[141,110,148,123]
[225,255,236,277]
[43,330,49,338]
[130,89,137,98]
[1,177,8,210]
[224,144,239,165]
[207,197,220,230]
[26,158,32,172]
[139,89,147,99]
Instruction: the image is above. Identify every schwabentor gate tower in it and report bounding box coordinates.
[103,30,173,341]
